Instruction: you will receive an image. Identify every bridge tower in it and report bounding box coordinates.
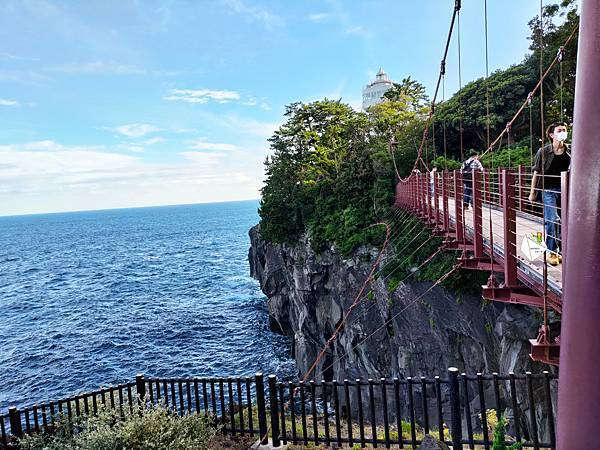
[556,0,600,447]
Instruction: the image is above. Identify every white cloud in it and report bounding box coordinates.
[111,123,161,138]
[120,144,145,153]
[308,13,331,22]
[0,69,50,85]
[173,128,198,134]
[242,98,258,106]
[187,139,237,151]
[0,139,264,215]
[51,61,145,75]
[221,0,283,29]
[0,140,104,153]
[141,137,165,145]
[312,0,371,40]
[180,151,226,163]
[222,115,279,138]
[164,88,241,104]
[0,52,39,61]
[0,99,20,106]
[344,25,370,38]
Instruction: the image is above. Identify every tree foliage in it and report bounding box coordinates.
[259,2,578,260]
[434,0,578,157]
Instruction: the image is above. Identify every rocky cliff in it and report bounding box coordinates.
[249,224,544,379]
[249,224,556,439]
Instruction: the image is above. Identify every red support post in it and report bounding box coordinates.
[557,1,600,446]
[422,173,427,218]
[425,172,433,224]
[472,170,484,258]
[414,176,418,211]
[442,170,449,232]
[502,170,518,287]
[454,171,464,243]
[433,172,439,226]
[416,174,422,215]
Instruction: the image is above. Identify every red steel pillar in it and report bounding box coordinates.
[433,171,439,226]
[557,1,600,447]
[502,170,518,287]
[416,174,421,215]
[442,170,449,232]
[425,172,432,224]
[454,171,464,244]
[472,170,484,258]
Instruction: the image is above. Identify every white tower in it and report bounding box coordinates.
[362,68,394,110]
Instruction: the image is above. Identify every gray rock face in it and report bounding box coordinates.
[419,435,450,450]
[248,224,555,441]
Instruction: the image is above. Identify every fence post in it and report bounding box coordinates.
[426,171,432,223]
[454,171,464,244]
[433,171,439,227]
[448,367,462,449]
[502,170,518,286]
[267,375,281,447]
[255,373,269,445]
[136,374,146,412]
[8,407,22,439]
[472,170,484,258]
[442,170,449,233]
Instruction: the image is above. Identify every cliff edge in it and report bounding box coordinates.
[249,224,545,380]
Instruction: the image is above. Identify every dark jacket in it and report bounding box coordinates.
[532,143,571,190]
[532,143,571,174]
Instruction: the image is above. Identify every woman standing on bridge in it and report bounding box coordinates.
[528,122,571,266]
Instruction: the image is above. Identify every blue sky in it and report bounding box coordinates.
[0,0,542,216]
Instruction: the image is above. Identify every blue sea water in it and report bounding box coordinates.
[0,200,294,412]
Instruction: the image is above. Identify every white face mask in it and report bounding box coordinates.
[555,130,568,142]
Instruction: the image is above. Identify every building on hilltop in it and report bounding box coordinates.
[362,68,394,110]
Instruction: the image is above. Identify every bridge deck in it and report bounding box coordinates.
[441,197,563,296]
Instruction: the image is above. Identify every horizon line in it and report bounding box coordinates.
[0,197,261,219]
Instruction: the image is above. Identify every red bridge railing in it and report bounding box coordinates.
[395,166,569,366]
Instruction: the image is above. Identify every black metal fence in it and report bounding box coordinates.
[1,368,557,449]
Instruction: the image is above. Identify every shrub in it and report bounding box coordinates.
[491,414,522,450]
[18,403,219,450]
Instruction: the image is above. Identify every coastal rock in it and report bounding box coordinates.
[248,224,554,440]
[419,435,450,450]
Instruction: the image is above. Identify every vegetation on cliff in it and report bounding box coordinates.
[258,1,578,269]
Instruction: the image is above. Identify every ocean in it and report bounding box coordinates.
[0,200,294,411]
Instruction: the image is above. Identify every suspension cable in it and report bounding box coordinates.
[319,263,461,376]
[400,0,462,180]
[457,5,464,162]
[529,93,534,166]
[442,74,448,170]
[480,23,578,159]
[483,0,497,286]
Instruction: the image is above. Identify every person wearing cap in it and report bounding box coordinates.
[461,149,483,209]
[528,122,570,266]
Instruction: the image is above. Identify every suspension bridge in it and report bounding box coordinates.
[0,1,598,449]
[391,0,600,448]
